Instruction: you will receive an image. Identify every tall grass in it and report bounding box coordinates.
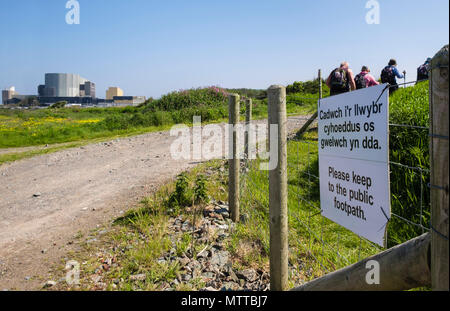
[388,81,430,246]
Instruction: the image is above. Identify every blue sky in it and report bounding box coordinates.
[0,0,448,99]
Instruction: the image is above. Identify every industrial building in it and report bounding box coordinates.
[2,86,17,105]
[2,73,146,108]
[37,96,100,106]
[83,81,96,98]
[106,87,123,100]
[112,96,146,106]
[38,73,95,97]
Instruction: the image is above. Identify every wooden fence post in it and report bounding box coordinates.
[430,45,449,291]
[268,85,288,291]
[245,98,252,158]
[229,94,240,223]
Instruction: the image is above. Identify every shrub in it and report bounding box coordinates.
[50,101,67,109]
[287,79,330,95]
[150,111,173,126]
[143,87,228,112]
[194,175,209,204]
[168,173,192,210]
[101,114,132,130]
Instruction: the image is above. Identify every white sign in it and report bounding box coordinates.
[318,84,390,246]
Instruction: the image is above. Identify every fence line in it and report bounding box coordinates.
[287,78,436,288]
[231,45,448,291]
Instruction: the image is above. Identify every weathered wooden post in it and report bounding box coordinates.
[268,85,288,291]
[229,94,240,223]
[429,44,449,291]
[245,98,252,158]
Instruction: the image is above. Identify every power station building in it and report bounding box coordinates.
[3,73,145,108]
[38,73,95,98]
[1,86,17,105]
[106,87,123,100]
[112,96,146,106]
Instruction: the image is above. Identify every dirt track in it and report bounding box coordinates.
[0,116,309,290]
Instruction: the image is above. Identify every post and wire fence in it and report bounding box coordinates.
[288,78,432,291]
[228,45,448,291]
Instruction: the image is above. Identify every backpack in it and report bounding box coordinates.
[381,66,396,85]
[354,72,368,89]
[417,64,429,81]
[330,68,349,91]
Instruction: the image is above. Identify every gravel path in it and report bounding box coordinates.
[0,116,310,290]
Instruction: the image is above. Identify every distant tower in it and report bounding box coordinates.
[38,85,46,96]
[84,81,96,98]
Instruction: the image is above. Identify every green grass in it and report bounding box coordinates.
[388,81,430,247]
[0,106,217,149]
[0,142,83,165]
[0,123,178,165]
[0,85,318,163]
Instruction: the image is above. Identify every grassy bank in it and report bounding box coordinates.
[0,107,217,149]
[1,86,318,151]
[388,81,430,247]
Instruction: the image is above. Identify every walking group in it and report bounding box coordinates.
[326,58,432,96]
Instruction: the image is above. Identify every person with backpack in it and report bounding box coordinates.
[417,58,432,82]
[326,62,356,96]
[354,66,380,90]
[380,59,405,94]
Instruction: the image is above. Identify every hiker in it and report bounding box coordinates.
[354,66,380,89]
[380,59,405,94]
[417,58,432,82]
[326,62,356,96]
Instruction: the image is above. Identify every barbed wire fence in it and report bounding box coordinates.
[230,45,448,291]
